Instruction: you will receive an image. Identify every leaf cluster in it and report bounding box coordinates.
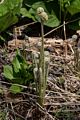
[0,0,23,32]
[3,49,34,93]
[0,0,80,43]
[22,0,80,30]
[0,0,80,33]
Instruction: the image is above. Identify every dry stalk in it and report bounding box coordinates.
[72,35,80,71]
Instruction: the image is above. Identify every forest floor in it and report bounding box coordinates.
[0,36,80,120]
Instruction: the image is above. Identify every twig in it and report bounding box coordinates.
[7,108,25,120]
[29,97,55,120]
[16,21,37,29]
[25,107,33,119]
[47,80,80,98]
[44,102,80,106]
[44,17,80,37]
[0,81,35,90]
[10,102,16,120]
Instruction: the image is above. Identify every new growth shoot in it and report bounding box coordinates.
[32,7,49,106]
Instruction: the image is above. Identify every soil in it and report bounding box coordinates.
[0,22,80,120]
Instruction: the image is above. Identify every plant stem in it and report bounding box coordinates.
[63,21,67,58]
[38,19,45,106]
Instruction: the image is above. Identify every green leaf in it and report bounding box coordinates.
[3,49,34,87]
[12,56,21,73]
[58,0,71,12]
[20,8,35,20]
[3,65,14,80]
[67,0,80,15]
[0,35,5,41]
[45,14,60,27]
[0,0,23,32]
[29,1,60,27]
[0,13,18,32]
[10,84,22,94]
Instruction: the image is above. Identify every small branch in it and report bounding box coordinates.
[44,17,80,37]
[63,21,67,58]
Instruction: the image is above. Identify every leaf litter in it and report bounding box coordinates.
[0,37,80,120]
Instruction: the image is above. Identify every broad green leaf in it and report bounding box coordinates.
[10,84,22,94]
[67,0,80,15]
[20,8,35,20]
[45,14,60,27]
[16,55,28,69]
[12,49,27,72]
[0,0,23,32]
[58,0,71,11]
[29,1,60,27]
[3,48,34,92]
[0,0,23,16]
[0,13,18,31]
[3,65,14,80]
[12,56,21,73]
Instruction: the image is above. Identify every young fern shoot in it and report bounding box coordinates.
[36,7,49,106]
[32,7,49,106]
